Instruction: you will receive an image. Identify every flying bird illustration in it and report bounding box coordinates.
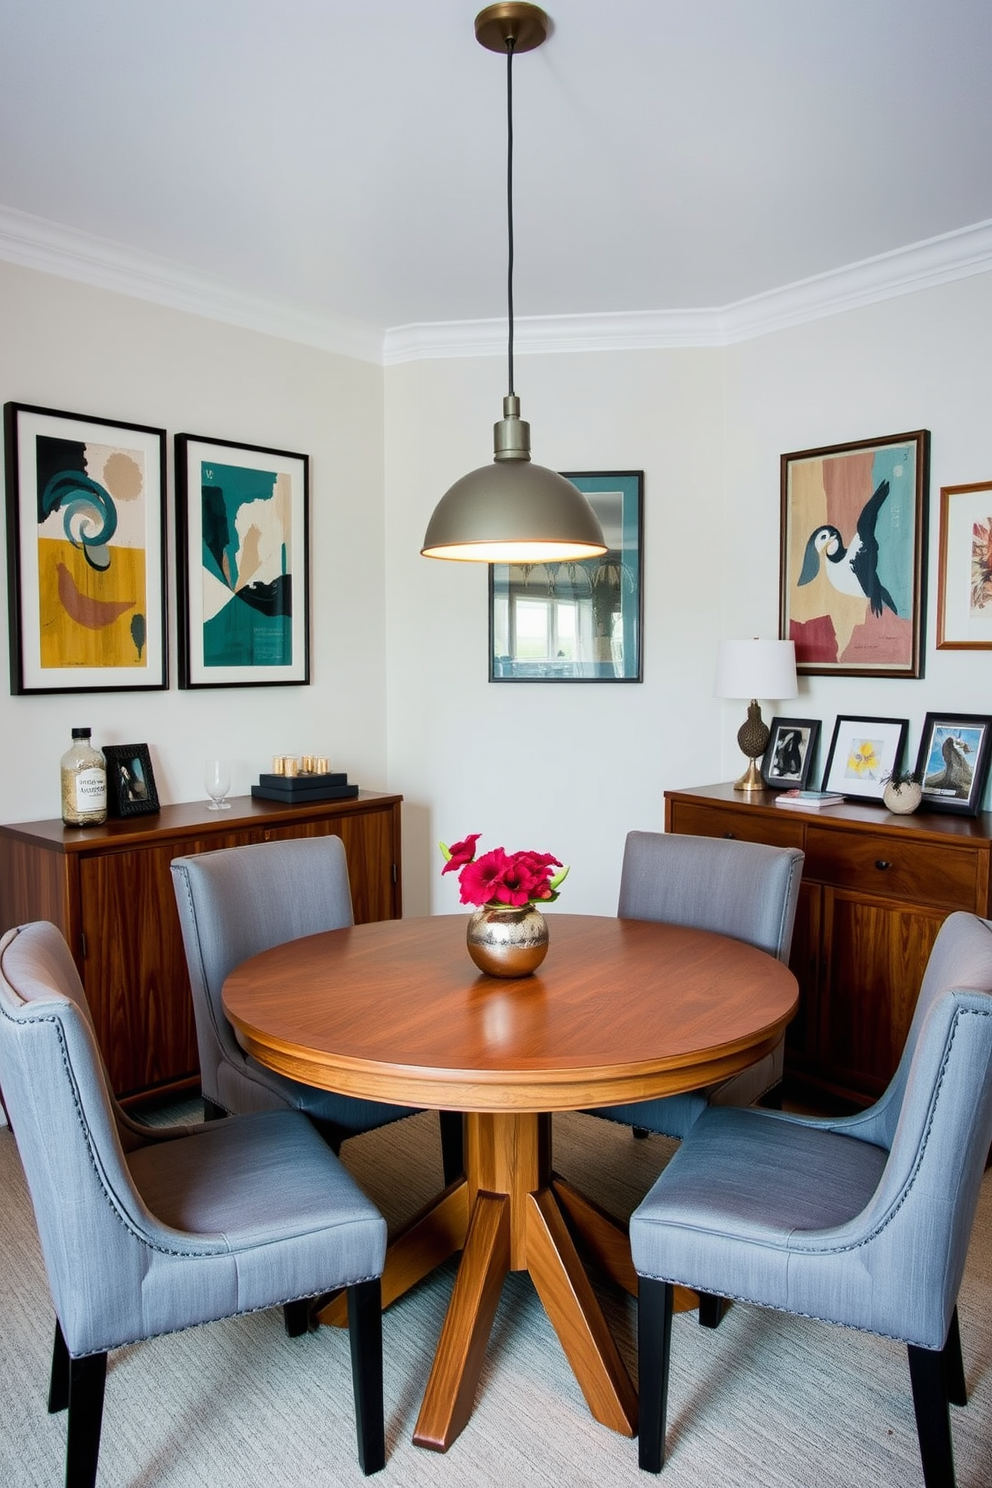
[797,478,896,617]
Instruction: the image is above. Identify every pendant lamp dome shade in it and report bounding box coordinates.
[420,4,607,565]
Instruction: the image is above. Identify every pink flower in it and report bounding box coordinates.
[441,833,481,875]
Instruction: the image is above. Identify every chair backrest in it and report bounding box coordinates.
[618,830,804,963]
[170,834,355,1102]
[0,922,176,1353]
[803,914,992,1347]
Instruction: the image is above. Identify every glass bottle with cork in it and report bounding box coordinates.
[60,727,108,826]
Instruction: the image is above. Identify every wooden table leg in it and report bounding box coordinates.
[412,1192,510,1451]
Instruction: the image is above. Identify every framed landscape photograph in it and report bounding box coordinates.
[821,715,909,802]
[761,717,821,789]
[103,742,160,818]
[489,471,643,681]
[936,481,992,649]
[914,712,992,817]
[4,402,167,694]
[780,430,929,678]
[175,434,310,688]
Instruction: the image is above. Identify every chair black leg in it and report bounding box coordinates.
[283,1298,313,1337]
[66,1351,107,1488]
[908,1343,956,1488]
[697,1292,727,1329]
[438,1110,464,1185]
[943,1307,967,1408]
[202,1097,227,1121]
[638,1278,674,1473]
[48,1318,70,1413]
[633,1126,651,1139]
[347,1278,385,1475]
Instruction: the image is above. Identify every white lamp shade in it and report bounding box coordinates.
[714,638,798,701]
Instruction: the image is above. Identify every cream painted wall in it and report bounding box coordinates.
[0,261,388,825]
[386,273,992,917]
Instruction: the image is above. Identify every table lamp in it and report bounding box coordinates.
[715,638,798,791]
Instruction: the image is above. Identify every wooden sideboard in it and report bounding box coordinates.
[664,782,992,1109]
[0,790,403,1104]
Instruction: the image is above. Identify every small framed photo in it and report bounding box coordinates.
[175,434,310,688]
[914,713,992,817]
[4,402,168,694]
[821,715,909,803]
[761,717,822,789]
[103,743,160,818]
[489,471,643,681]
[936,481,992,649]
[780,430,929,678]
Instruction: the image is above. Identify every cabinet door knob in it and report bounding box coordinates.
[874,859,891,871]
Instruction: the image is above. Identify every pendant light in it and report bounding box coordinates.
[421,3,607,564]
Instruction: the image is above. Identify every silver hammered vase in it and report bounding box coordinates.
[466,903,549,978]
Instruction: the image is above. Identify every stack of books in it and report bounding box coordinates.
[774,788,844,810]
[251,771,359,804]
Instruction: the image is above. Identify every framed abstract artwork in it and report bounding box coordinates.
[4,403,167,694]
[489,471,643,681]
[821,715,909,803]
[779,430,929,678]
[936,481,992,649]
[761,716,821,790]
[914,712,992,817]
[175,434,310,688]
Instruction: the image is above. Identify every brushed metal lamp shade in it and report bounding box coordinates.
[421,4,607,565]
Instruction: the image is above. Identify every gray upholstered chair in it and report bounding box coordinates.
[171,834,463,1179]
[631,910,992,1487]
[0,920,388,1486]
[589,831,804,1139]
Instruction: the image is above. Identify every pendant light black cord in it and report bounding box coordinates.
[506,36,516,398]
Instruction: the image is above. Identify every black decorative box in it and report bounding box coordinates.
[251,773,359,804]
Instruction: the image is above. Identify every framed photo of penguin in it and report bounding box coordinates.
[914,713,992,817]
[779,430,929,677]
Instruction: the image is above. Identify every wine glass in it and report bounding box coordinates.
[204,758,232,810]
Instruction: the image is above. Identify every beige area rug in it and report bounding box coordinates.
[1,1107,990,1488]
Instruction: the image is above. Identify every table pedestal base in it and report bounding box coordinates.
[316,1109,695,1452]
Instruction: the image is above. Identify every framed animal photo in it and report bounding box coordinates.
[914,713,992,817]
[761,717,821,790]
[779,431,929,678]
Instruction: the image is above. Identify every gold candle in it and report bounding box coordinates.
[283,756,299,777]
[315,756,330,775]
[272,755,286,775]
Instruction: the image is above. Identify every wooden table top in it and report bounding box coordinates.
[223,913,798,1113]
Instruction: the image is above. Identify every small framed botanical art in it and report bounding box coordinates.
[489,471,643,681]
[761,717,821,790]
[914,713,992,817]
[102,743,160,818]
[175,433,310,688]
[821,715,909,803]
[936,481,992,649]
[4,402,168,694]
[780,430,929,678]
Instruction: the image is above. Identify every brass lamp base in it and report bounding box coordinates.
[733,700,769,793]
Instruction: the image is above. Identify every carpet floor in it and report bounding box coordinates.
[1,1106,989,1488]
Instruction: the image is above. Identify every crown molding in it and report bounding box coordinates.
[2,204,991,367]
[0,205,383,364]
[384,218,992,363]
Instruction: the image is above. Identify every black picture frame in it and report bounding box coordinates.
[4,402,168,694]
[175,433,310,688]
[489,471,643,681]
[761,717,821,789]
[914,712,992,817]
[821,715,909,803]
[103,743,160,818]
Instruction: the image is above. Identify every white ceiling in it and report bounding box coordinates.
[2,0,991,351]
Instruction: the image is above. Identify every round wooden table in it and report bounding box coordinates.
[223,913,797,1452]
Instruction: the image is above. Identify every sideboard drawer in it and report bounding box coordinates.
[804,826,979,910]
[668,800,805,850]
